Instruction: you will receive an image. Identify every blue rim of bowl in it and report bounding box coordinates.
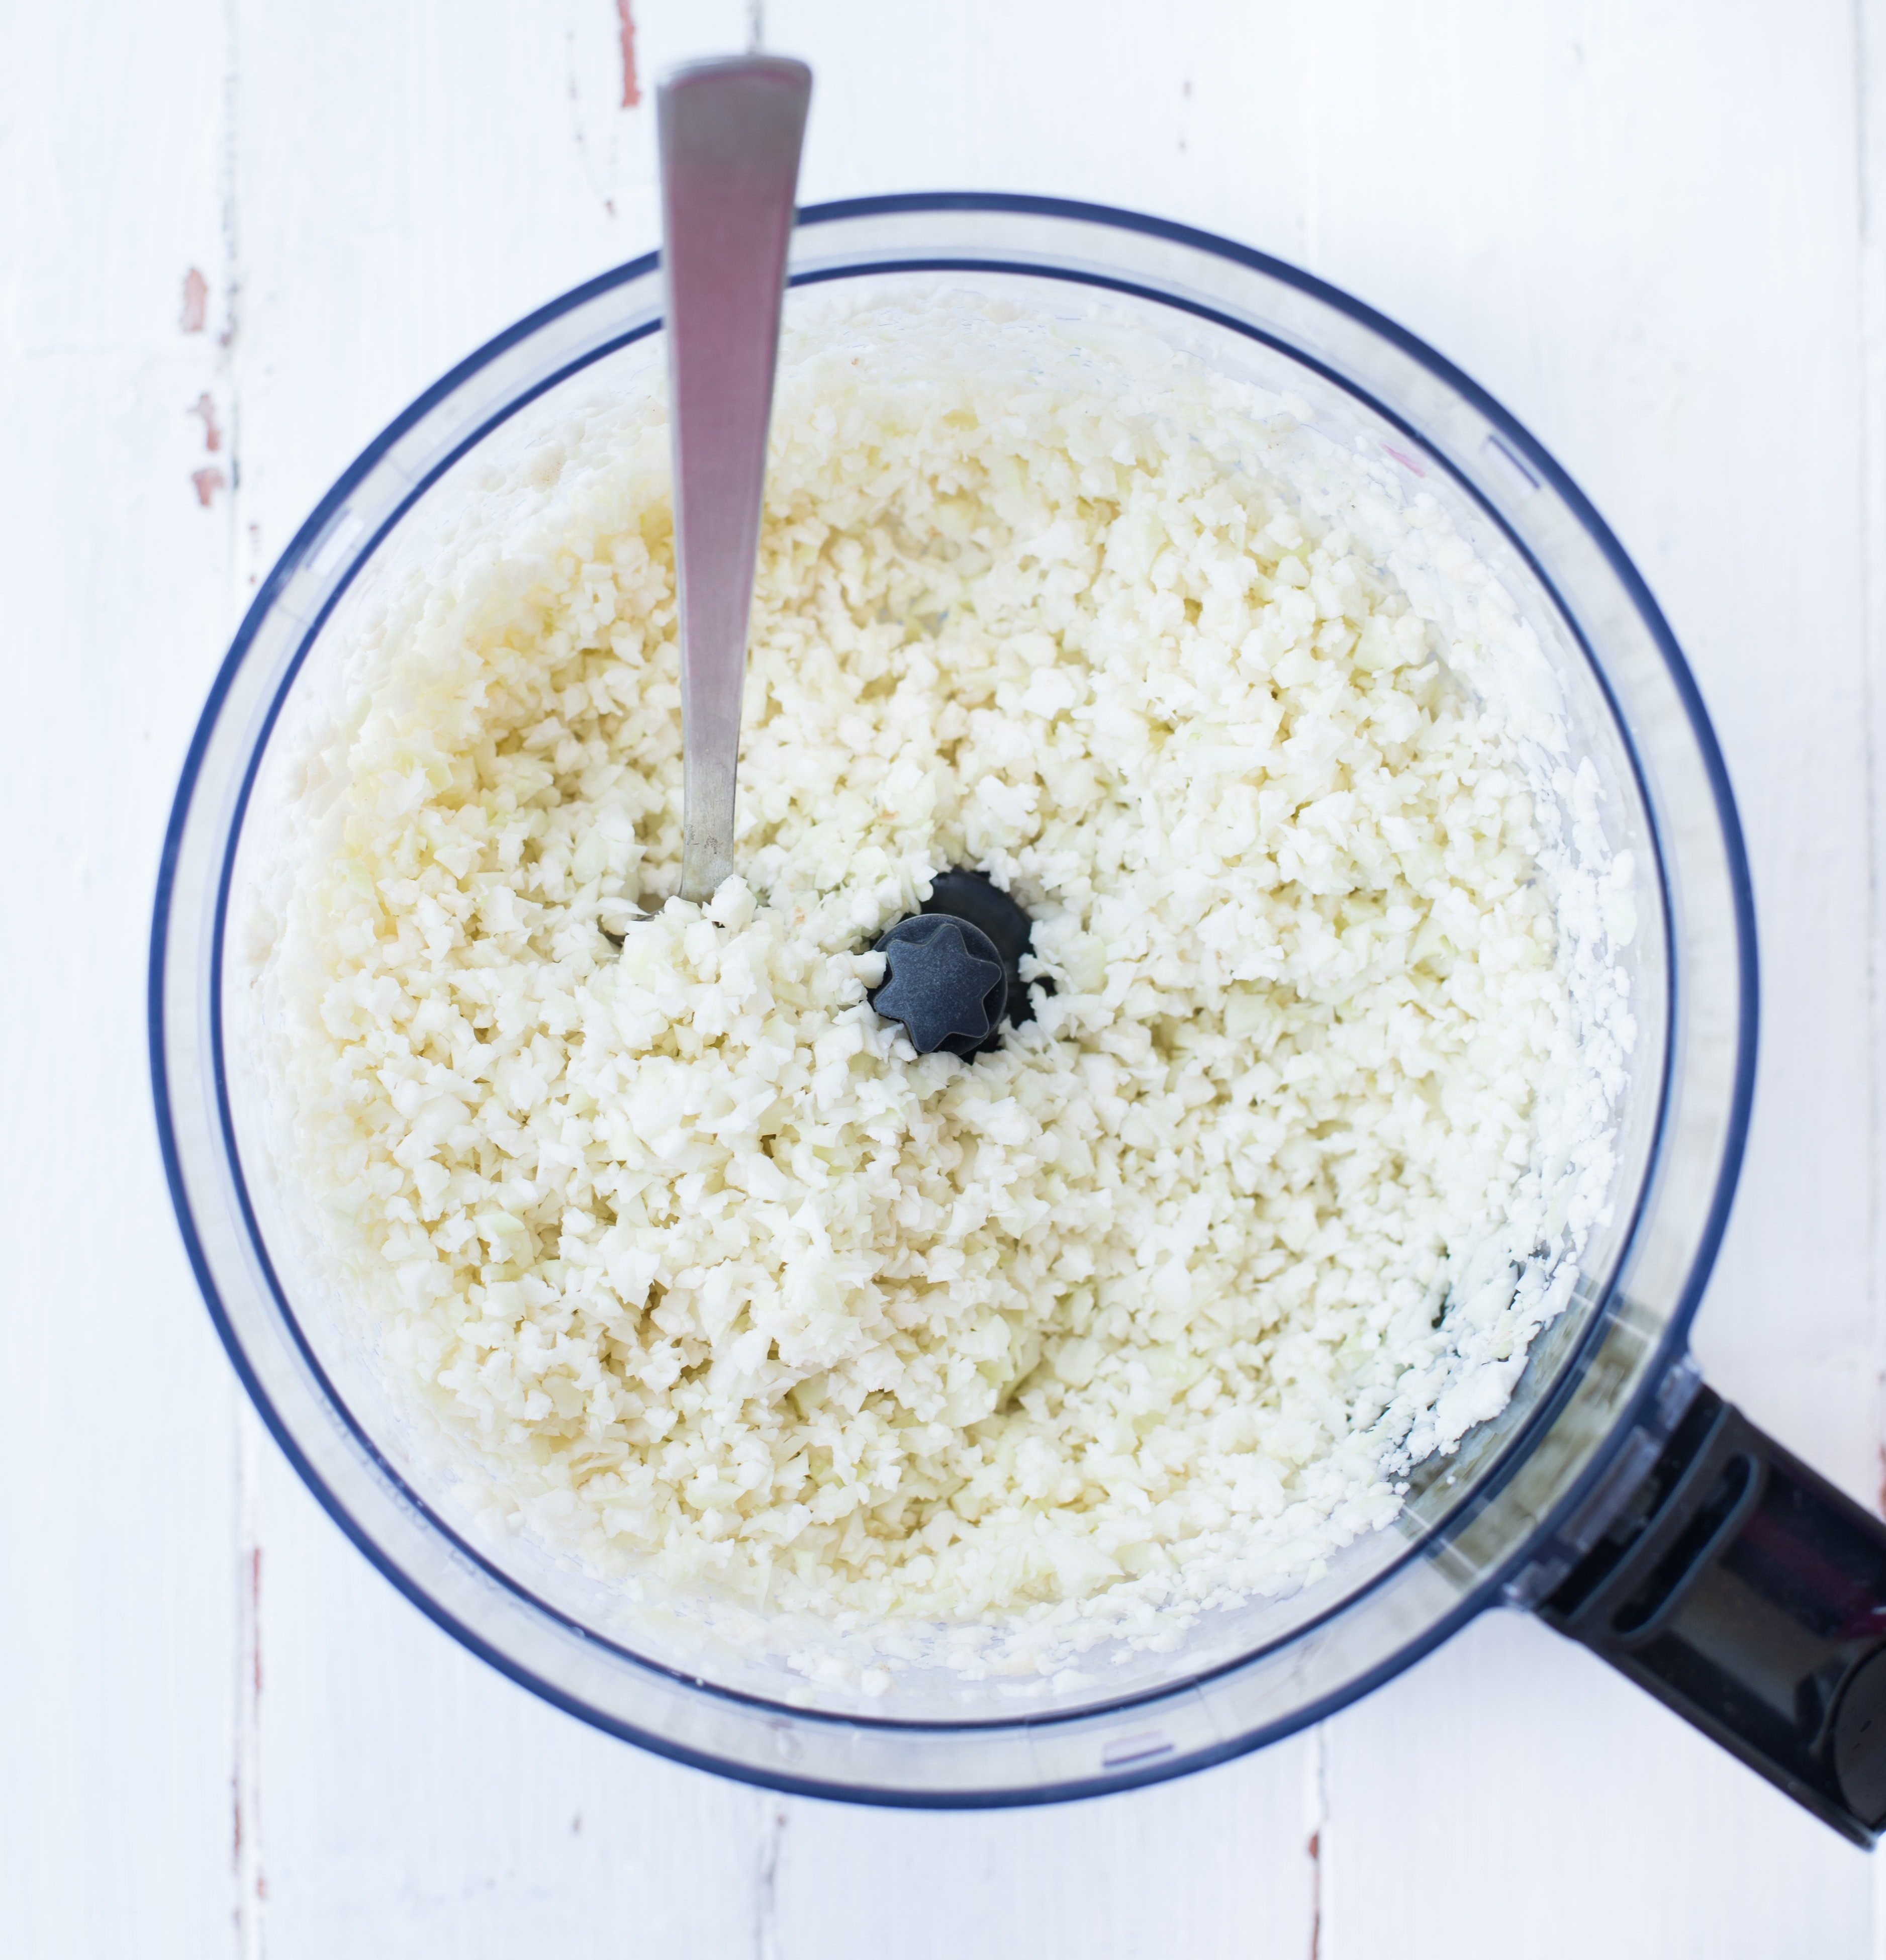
[149,192,1758,1807]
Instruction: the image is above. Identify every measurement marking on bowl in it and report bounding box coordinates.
[1482,431,1542,496]
[307,508,366,581]
[1101,1729,1175,1769]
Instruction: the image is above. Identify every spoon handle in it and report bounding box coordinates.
[658,55,811,903]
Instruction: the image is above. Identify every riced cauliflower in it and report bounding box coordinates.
[276,294,1622,1662]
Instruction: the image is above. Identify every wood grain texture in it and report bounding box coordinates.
[3,1,1881,1953]
[0,2,249,1956]
[766,1746,1318,1960]
[1324,1611,1870,1959]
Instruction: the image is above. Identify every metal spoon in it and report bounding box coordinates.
[657,55,812,903]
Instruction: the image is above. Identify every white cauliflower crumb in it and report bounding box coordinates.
[272,294,1624,1671]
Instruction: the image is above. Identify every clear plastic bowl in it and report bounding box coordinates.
[150,196,1754,1805]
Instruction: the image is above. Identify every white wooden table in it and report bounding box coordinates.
[6,2,1884,1952]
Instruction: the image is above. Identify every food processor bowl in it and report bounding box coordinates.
[152,197,1886,1836]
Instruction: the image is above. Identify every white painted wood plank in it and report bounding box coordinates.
[227,0,747,573]
[249,1442,764,1960]
[775,0,1324,255]
[766,1744,1317,1960]
[1323,1612,1869,1959]
[0,4,247,1957]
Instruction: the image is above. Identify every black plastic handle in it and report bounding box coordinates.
[1534,1381,1886,1844]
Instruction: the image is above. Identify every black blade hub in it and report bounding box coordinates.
[870,870,1043,1058]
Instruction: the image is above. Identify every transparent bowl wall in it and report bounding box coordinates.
[153,197,1754,1804]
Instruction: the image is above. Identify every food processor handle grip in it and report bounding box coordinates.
[1535,1380,1886,1845]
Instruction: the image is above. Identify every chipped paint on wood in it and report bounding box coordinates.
[190,392,222,451]
[616,0,640,108]
[1307,1831,1322,1960]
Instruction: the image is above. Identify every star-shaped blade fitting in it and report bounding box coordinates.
[870,915,1008,1058]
